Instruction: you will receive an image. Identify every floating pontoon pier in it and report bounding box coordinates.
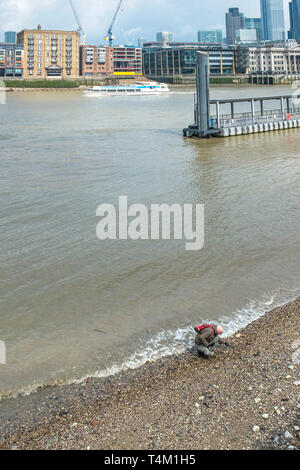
[183,51,300,138]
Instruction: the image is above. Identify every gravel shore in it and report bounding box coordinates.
[0,298,299,450]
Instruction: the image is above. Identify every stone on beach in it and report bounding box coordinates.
[0,297,299,451]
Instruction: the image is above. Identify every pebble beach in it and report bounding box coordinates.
[0,298,299,450]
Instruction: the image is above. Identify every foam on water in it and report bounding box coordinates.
[1,288,298,402]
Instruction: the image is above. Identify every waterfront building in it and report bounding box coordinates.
[143,43,235,77]
[113,45,142,75]
[80,45,113,76]
[244,18,262,42]
[4,31,17,44]
[80,45,142,77]
[0,39,24,77]
[226,8,244,44]
[17,25,80,79]
[288,0,300,40]
[248,41,300,73]
[260,0,285,41]
[197,30,223,43]
[156,32,173,44]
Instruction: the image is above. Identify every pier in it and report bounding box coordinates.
[183,51,300,138]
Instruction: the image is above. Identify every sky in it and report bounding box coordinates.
[0,0,291,45]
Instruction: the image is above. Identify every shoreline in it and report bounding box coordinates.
[0,298,299,450]
[4,83,288,92]
[5,88,83,92]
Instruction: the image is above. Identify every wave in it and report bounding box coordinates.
[1,287,299,402]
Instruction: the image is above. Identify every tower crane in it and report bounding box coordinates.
[104,0,124,46]
[69,0,86,45]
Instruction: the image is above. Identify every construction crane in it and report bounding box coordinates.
[69,0,86,45]
[104,0,124,46]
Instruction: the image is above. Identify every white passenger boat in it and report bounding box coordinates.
[83,82,169,96]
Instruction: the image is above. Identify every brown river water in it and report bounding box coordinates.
[0,85,299,399]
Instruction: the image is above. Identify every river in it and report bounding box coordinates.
[0,85,299,399]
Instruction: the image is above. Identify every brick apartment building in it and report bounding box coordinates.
[80,45,114,76]
[17,25,80,79]
[80,44,142,77]
[113,45,142,75]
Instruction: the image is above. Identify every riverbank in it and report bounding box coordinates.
[5,87,83,92]
[2,77,153,91]
[0,298,299,450]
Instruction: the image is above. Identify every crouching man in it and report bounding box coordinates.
[195,324,229,358]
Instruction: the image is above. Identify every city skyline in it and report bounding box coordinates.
[0,0,292,45]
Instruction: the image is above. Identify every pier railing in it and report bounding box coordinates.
[210,108,300,129]
[183,52,300,138]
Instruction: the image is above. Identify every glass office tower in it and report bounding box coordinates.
[226,8,245,44]
[260,0,285,41]
[288,0,300,39]
[244,18,262,42]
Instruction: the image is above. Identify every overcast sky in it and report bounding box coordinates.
[0,0,291,45]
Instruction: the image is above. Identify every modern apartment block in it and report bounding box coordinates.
[260,0,285,41]
[197,30,223,43]
[113,45,142,75]
[288,0,300,39]
[248,41,300,73]
[0,34,24,77]
[143,44,235,77]
[17,25,80,79]
[80,45,114,76]
[79,45,142,77]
